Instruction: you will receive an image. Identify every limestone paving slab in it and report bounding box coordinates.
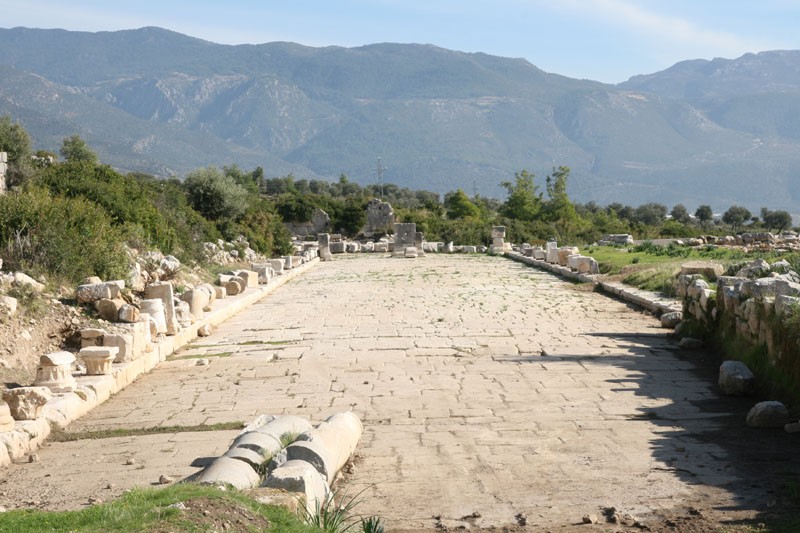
[0,255,793,531]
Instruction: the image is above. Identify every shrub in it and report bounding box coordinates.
[184,167,249,221]
[0,188,128,282]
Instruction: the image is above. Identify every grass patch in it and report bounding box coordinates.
[0,483,320,533]
[168,351,232,361]
[50,421,244,442]
[622,266,680,297]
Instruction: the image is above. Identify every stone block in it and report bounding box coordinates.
[404,246,418,258]
[118,304,140,323]
[318,233,333,261]
[144,282,179,335]
[180,288,210,320]
[746,401,789,428]
[95,298,125,322]
[393,223,417,257]
[269,259,285,275]
[557,247,579,267]
[491,226,506,239]
[104,333,135,363]
[374,242,389,253]
[263,460,329,514]
[660,311,682,328]
[175,300,192,327]
[463,246,477,253]
[2,387,51,420]
[34,351,76,393]
[249,264,274,284]
[233,270,259,288]
[213,286,226,299]
[545,241,559,263]
[575,256,599,274]
[679,261,724,281]
[719,360,755,396]
[139,299,167,334]
[76,281,122,303]
[79,346,118,375]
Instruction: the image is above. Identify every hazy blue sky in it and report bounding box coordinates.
[1,0,798,83]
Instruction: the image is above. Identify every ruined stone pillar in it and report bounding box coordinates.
[79,346,118,375]
[34,351,77,393]
[140,298,167,334]
[2,387,51,420]
[144,282,179,335]
[415,231,426,257]
[318,233,333,261]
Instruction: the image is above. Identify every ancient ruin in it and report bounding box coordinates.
[363,198,394,237]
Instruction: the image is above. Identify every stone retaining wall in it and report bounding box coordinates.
[678,259,800,378]
[0,258,320,467]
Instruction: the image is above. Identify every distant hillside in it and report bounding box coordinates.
[1,27,800,213]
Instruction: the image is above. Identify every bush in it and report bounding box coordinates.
[0,188,128,282]
[184,167,249,221]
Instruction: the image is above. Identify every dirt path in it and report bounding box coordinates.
[0,255,796,531]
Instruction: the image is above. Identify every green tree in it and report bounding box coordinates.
[761,208,793,233]
[336,197,367,236]
[722,205,752,232]
[695,205,713,223]
[543,166,579,239]
[60,134,98,164]
[444,189,481,219]
[184,167,249,221]
[500,170,541,222]
[0,115,34,187]
[670,204,691,224]
[633,203,667,226]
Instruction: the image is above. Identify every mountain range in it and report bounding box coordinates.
[1,26,799,213]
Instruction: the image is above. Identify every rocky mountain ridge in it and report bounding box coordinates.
[1,27,800,212]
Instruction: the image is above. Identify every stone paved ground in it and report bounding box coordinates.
[0,255,796,531]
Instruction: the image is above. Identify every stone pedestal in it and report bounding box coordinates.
[2,387,51,420]
[80,346,118,375]
[393,223,417,258]
[34,351,77,393]
[491,226,506,254]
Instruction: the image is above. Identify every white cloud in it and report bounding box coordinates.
[541,0,778,56]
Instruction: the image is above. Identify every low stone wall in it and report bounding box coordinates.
[505,251,682,316]
[678,259,800,377]
[0,258,320,467]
